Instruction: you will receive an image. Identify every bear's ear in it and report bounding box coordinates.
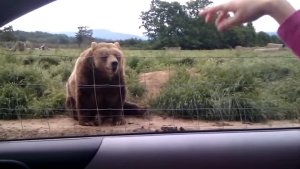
[86,49,93,57]
[91,42,97,51]
[114,42,121,49]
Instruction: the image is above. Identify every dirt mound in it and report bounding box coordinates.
[138,70,200,98]
[139,70,174,98]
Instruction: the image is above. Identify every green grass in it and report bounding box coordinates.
[0,47,299,122]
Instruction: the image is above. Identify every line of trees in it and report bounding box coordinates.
[0,25,138,49]
[0,25,97,47]
[0,25,151,49]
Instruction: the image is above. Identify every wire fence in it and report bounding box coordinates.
[0,48,299,140]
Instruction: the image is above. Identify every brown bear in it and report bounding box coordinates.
[65,41,147,126]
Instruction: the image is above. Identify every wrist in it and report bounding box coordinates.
[266,0,296,24]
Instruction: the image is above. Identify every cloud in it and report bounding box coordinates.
[1,0,299,35]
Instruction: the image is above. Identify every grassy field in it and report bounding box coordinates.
[0,47,299,125]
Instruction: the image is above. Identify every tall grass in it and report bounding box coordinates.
[148,50,300,122]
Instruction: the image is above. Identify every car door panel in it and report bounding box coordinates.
[85,128,300,169]
[0,137,102,169]
[1,128,300,169]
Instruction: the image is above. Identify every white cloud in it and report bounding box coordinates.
[1,0,299,36]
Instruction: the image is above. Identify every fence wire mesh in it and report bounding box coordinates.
[0,47,299,140]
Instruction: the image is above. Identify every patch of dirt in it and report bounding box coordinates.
[139,70,174,99]
[0,115,299,140]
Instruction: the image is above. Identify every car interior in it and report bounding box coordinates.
[0,0,300,169]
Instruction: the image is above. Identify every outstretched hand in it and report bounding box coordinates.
[199,0,272,31]
[198,0,296,32]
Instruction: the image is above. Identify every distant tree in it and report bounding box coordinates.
[256,31,271,46]
[269,35,283,44]
[0,25,16,42]
[75,26,94,47]
[244,22,257,47]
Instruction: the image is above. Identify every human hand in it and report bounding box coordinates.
[199,0,294,31]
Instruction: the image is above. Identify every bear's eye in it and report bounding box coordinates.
[115,54,120,58]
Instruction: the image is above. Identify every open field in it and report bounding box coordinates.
[0,47,300,140]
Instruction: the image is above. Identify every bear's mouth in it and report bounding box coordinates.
[106,67,117,74]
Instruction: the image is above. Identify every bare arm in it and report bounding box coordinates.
[267,0,296,25]
[267,0,300,58]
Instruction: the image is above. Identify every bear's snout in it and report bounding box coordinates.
[111,61,118,71]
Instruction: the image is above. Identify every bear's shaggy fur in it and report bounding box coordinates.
[65,41,147,126]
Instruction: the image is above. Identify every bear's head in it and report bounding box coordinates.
[86,41,125,77]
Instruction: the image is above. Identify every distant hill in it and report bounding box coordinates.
[51,29,148,41]
[56,29,276,40]
[14,29,276,43]
[10,29,278,47]
[265,32,278,36]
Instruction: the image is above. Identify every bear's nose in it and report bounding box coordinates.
[111,61,118,69]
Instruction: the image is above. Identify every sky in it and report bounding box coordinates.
[1,0,299,36]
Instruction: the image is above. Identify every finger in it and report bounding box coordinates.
[215,10,228,25]
[199,4,225,17]
[205,12,216,23]
[217,12,242,31]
